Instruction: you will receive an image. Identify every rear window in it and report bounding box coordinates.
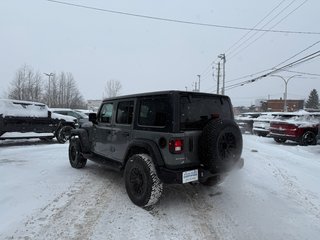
[180,94,233,130]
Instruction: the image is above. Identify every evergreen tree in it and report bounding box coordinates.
[305,89,319,109]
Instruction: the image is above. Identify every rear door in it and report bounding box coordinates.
[112,100,135,162]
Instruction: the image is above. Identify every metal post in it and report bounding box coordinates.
[218,54,226,95]
[222,54,226,95]
[217,62,220,94]
[197,75,201,92]
[270,74,300,112]
[44,73,54,107]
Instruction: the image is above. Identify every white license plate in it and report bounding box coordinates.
[182,169,198,183]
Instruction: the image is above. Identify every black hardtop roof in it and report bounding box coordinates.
[102,90,228,102]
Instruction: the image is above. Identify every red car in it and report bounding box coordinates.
[269,114,320,146]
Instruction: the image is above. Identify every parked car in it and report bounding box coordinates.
[253,111,304,137]
[235,112,261,134]
[269,113,320,145]
[68,91,244,207]
[50,108,89,126]
[253,113,275,137]
[74,109,96,116]
[0,99,77,143]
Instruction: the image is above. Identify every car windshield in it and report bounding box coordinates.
[180,94,232,130]
[75,111,88,119]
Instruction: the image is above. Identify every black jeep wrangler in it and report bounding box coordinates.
[69,91,243,207]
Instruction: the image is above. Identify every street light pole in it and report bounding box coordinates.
[218,54,226,94]
[217,62,221,94]
[197,74,201,92]
[44,73,54,107]
[270,74,301,112]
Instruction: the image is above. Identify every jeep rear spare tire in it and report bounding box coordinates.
[198,119,243,172]
[124,154,163,207]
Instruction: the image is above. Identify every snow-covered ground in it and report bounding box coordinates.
[0,135,319,240]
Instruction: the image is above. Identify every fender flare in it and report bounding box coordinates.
[70,128,90,153]
[124,139,165,167]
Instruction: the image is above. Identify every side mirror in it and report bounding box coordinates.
[89,113,97,123]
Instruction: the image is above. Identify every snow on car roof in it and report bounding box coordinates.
[284,115,320,128]
[0,99,49,118]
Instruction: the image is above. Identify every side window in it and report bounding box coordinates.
[99,103,113,123]
[138,98,168,127]
[116,101,134,125]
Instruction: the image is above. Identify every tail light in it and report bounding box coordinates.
[169,139,184,154]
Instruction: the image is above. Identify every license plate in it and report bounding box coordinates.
[182,169,198,183]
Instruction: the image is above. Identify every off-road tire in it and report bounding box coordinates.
[56,125,73,143]
[300,131,317,146]
[124,154,163,207]
[198,119,243,172]
[69,137,87,168]
[274,137,287,143]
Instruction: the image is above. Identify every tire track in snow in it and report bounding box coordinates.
[270,164,320,220]
[245,136,320,221]
[6,168,122,240]
[149,184,241,240]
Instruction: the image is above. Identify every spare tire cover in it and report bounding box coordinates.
[198,119,243,171]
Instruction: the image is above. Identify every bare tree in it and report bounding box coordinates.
[8,65,43,101]
[43,72,86,108]
[103,80,122,98]
[8,65,86,108]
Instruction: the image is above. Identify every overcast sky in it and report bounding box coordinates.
[1,0,319,106]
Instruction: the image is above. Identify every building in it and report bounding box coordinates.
[261,99,304,112]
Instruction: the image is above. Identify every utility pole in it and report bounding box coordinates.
[197,75,201,92]
[218,54,226,95]
[194,82,198,92]
[212,65,215,94]
[270,74,300,112]
[216,62,220,94]
[44,73,54,107]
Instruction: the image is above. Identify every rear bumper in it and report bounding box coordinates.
[253,128,269,133]
[157,167,218,184]
[157,158,244,184]
[269,133,300,142]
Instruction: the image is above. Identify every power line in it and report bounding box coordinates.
[226,39,320,85]
[225,50,320,90]
[282,69,320,76]
[46,0,320,35]
[199,0,302,86]
[272,39,320,68]
[226,51,320,90]
[225,0,290,55]
[228,0,308,60]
